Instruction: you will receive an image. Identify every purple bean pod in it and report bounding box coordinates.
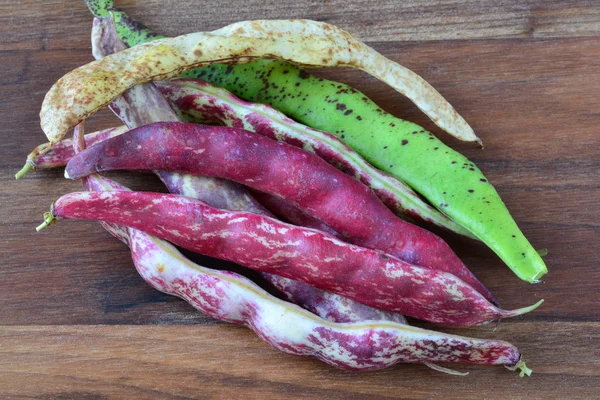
[157,78,476,240]
[45,190,543,326]
[15,125,127,179]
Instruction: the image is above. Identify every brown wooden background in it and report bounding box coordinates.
[1,1,599,398]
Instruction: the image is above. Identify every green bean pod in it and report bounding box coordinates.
[85,1,547,283]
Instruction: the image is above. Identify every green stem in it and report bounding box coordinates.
[15,162,33,179]
[506,358,533,377]
[36,211,56,232]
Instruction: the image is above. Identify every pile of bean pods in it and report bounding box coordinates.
[19,0,548,375]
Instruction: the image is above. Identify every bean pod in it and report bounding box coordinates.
[42,190,542,326]
[65,121,496,303]
[15,125,127,179]
[157,78,474,238]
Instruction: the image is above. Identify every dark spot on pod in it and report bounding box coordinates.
[362,97,369,102]
[341,135,345,139]
[512,235,516,238]
[469,168,475,171]
[299,70,310,79]
[434,147,439,150]
[401,140,408,145]
[480,178,487,182]
[443,192,446,194]
[468,189,474,193]
[383,146,388,149]
[283,70,289,74]
[356,116,363,121]
[295,82,300,86]
[344,109,353,115]
[389,165,393,168]
[412,131,417,134]
[429,137,435,140]
[522,253,526,257]
[451,161,457,164]
[225,65,233,74]
[336,103,347,111]
[390,123,396,127]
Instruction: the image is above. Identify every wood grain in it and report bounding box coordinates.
[1,0,599,398]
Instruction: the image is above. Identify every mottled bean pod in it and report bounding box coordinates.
[157,78,474,239]
[42,190,542,326]
[15,125,127,179]
[65,121,496,303]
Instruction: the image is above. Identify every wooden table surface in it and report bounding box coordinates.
[1,1,599,398]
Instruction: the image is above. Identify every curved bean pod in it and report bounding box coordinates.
[42,191,542,326]
[117,219,529,371]
[15,125,127,179]
[40,19,477,145]
[157,78,475,239]
[65,122,496,303]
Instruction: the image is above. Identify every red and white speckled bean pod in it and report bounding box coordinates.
[45,190,542,326]
[15,125,128,179]
[39,193,530,373]
[100,213,530,371]
[157,78,476,240]
[65,121,497,305]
